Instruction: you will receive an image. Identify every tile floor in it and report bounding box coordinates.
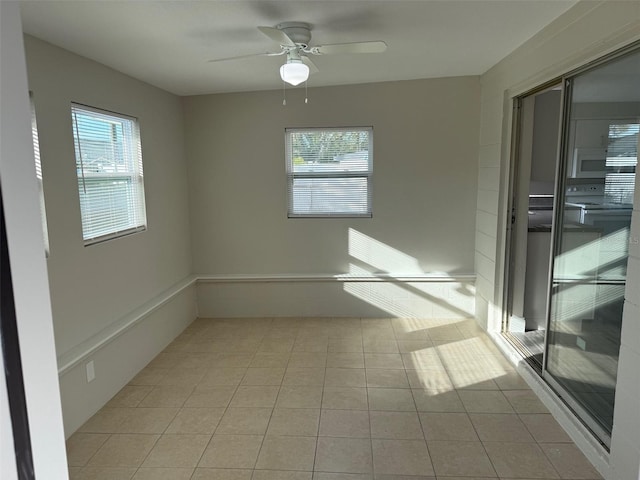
[67,317,602,480]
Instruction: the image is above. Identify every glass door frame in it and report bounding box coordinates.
[502,80,563,372]
[542,73,613,447]
[503,41,640,450]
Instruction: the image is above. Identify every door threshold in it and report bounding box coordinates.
[502,331,543,373]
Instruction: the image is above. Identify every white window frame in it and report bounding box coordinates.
[285,126,373,218]
[71,103,147,245]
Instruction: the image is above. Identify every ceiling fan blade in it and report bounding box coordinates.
[207,51,284,63]
[302,56,319,74]
[258,26,296,47]
[310,41,387,55]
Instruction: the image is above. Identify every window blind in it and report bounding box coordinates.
[71,104,147,245]
[605,123,638,204]
[285,127,373,217]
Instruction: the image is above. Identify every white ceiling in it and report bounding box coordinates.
[19,0,578,96]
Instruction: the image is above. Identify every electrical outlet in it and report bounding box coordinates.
[86,360,95,383]
[576,337,586,351]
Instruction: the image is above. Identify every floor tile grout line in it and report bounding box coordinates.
[311,347,329,475]
[406,357,436,477]
[74,432,113,470]
[464,405,501,478]
[70,317,592,478]
[128,431,162,475]
[367,391,376,477]
[517,412,575,445]
[194,337,248,470]
[249,317,279,478]
[251,320,301,472]
[537,441,574,479]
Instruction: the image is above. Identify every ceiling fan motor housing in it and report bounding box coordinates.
[277,22,312,46]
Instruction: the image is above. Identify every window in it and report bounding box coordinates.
[30,94,50,255]
[71,104,146,245]
[285,127,373,217]
[604,122,638,204]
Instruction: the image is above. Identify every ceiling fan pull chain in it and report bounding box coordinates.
[282,79,287,106]
[305,81,308,104]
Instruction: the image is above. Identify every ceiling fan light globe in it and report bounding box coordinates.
[280,62,309,86]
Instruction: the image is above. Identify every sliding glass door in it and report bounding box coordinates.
[504,45,639,447]
[545,48,639,444]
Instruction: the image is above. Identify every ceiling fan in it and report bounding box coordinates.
[208,22,387,86]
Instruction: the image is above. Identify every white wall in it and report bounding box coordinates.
[23,36,196,435]
[184,78,480,318]
[58,283,196,434]
[0,3,67,477]
[473,1,640,478]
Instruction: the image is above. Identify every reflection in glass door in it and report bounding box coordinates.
[546,49,639,443]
